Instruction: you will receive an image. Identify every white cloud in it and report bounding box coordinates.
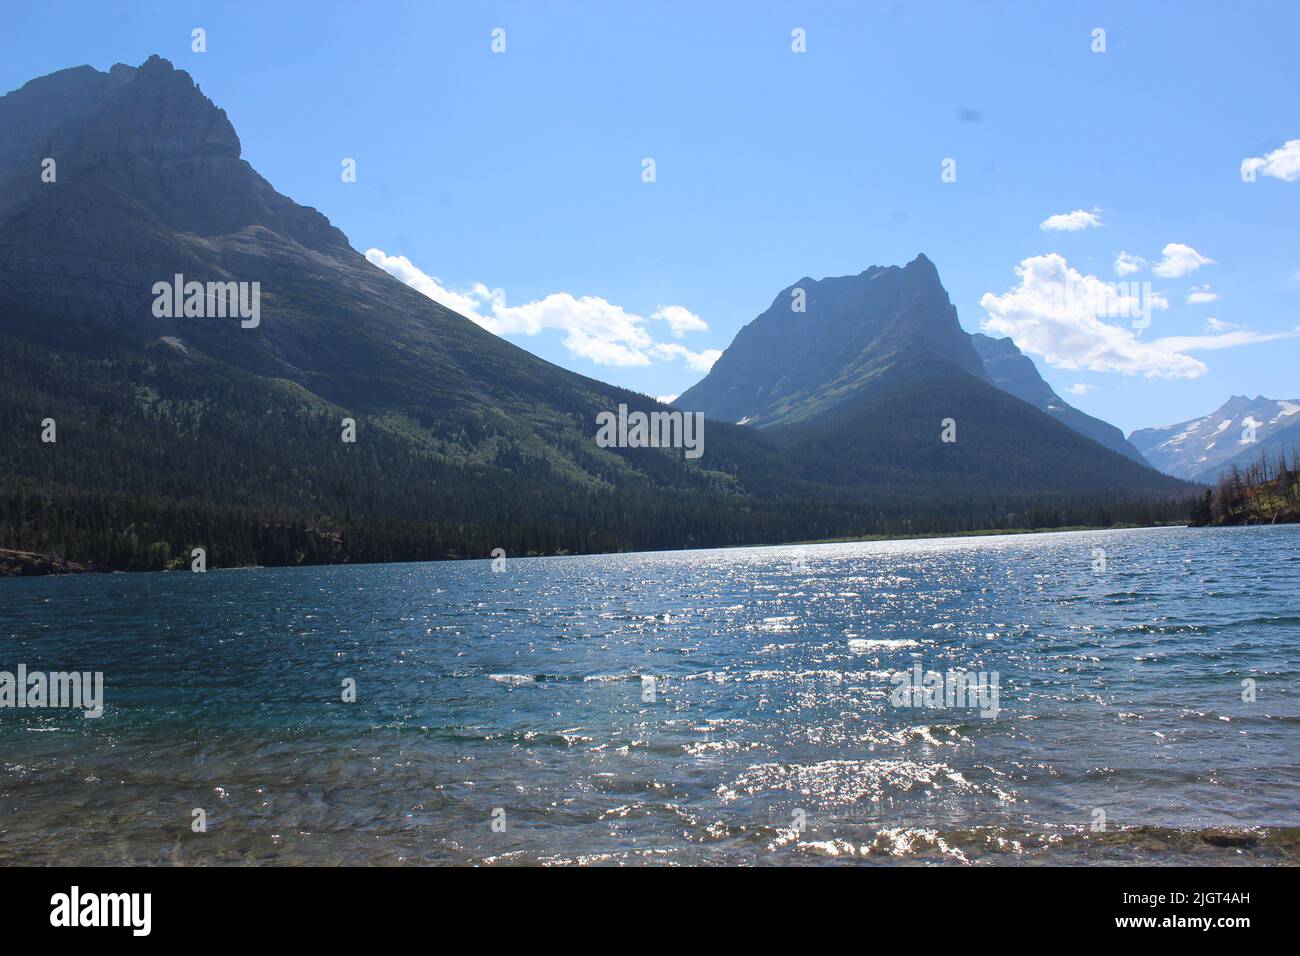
[1204,317,1241,332]
[1151,242,1213,278]
[1241,139,1300,182]
[1186,284,1219,305]
[652,304,708,338]
[1114,251,1145,276]
[1040,208,1103,232]
[646,341,722,372]
[1066,383,1094,395]
[365,249,719,371]
[1149,328,1300,353]
[656,394,679,405]
[982,255,1299,381]
[364,249,493,320]
[980,253,1202,379]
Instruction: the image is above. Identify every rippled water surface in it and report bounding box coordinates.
[2,526,1298,865]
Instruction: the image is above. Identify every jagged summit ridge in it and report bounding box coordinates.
[0,55,345,251]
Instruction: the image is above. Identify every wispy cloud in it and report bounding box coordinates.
[365,249,720,372]
[1241,139,1300,182]
[1149,328,1300,353]
[1186,284,1219,305]
[1040,208,1103,232]
[1066,383,1094,395]
[1204,317,1242,332]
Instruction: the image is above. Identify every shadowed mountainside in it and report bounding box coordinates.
[970,333,1148,465]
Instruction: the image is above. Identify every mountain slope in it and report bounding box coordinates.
[1130,396,1300,481]
[970,333,1148,465]
[765,355,1181,496]
[0,57,825,558]
[0,56,794,494]
[0,57,586,422]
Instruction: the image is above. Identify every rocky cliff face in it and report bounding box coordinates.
[0,548,90,576]
[0,56,346,247]
[675,254,990,426]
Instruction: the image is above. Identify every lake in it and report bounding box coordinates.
[1,525,1297,865]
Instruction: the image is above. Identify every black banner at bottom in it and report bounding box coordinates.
[0,864,1276,941]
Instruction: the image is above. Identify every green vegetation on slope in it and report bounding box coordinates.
[0,336,1197,572]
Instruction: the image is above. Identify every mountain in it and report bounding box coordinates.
[970,333,1149,465]
[762,354,1174,496]
[1130,396,1300,482]
[0,58,1193,570]
[0,56,793,483]
[0,56,802,562]
[0,56,573,418]
[675,259,1181,496]
[675,255,990,426]
[672,261,1150,469]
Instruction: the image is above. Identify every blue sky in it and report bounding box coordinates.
[4,0,1297,433]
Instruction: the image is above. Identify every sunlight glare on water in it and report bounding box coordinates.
[1,525,1298,865]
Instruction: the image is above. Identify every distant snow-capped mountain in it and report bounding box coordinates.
[1130,396,1300,481]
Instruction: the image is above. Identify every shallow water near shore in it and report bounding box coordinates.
[1,525,1298,865]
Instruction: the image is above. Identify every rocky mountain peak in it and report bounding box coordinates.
[0,54,347,253]
[675,254,989,426]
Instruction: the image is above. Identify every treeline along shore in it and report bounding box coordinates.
[1190,448,1300,527]
[1,480,1199,575]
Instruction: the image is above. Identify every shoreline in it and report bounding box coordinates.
[0,548,91,577]
[0,520,1206,579]
[786,522,1187,547]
